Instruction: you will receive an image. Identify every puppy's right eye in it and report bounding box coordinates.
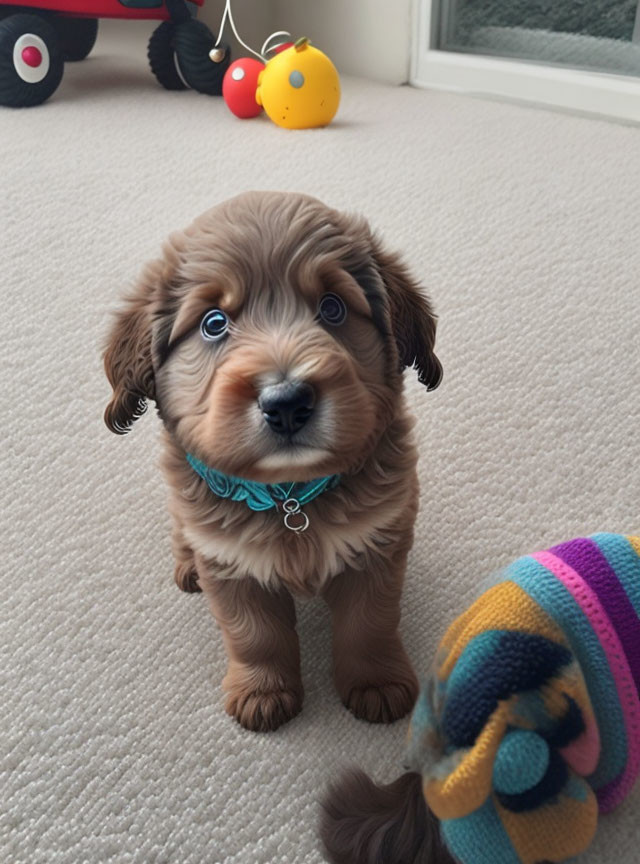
[200,309,230,342]
[318,293,347,327]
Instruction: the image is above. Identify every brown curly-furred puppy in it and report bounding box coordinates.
[103,191,442,733]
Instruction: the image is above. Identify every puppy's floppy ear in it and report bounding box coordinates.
[103,266,158,435]
[373,242,443,391]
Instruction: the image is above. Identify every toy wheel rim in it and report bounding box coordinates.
[13,33,49,83]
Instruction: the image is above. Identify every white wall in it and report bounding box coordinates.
[201,0,412,84]
[200,0,277,59]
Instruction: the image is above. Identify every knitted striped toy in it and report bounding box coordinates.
[405,533,640,864]
[321,533,640,864]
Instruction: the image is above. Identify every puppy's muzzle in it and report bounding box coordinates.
[259,381,315,436]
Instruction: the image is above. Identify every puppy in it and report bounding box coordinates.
[103,191,442,732]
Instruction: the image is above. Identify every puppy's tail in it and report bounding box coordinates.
[319,768,456,864]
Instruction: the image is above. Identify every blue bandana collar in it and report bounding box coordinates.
[186,453,341,533]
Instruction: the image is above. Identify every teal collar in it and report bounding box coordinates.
[186,453,341,532]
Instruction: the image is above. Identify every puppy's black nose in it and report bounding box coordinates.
[259,381,315,436]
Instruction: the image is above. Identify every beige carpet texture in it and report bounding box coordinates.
[2,21,640,864]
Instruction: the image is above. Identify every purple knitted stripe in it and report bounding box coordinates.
[551,537,640,692]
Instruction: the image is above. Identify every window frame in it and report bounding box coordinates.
[411,0,640,124]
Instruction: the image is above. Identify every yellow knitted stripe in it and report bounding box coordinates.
[540,663,592,722]
[438,581,566,682]
[425,701,509,820]
[497,783,598,864]
[627,535,640,557]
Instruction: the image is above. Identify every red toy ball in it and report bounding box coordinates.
[222,57,264,119]
[271,41,293,55]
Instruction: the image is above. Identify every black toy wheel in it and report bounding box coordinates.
[0,14,64,107]
[52,17,98,62]
[173,19,230,95]
[148,20,186,91]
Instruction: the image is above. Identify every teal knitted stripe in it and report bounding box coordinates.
[446,630,506,703]
[505,555,627,789]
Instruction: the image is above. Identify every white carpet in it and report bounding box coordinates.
[2,20,640,864]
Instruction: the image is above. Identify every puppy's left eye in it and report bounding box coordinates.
[318,293,347,326]
[200,309,230,342]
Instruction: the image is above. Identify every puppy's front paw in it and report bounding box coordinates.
[335,639,419,723]
[344,679,418,724]
[174,560,201,593]
[226,684,303,732]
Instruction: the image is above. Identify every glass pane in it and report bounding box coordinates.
[438,0,640,77]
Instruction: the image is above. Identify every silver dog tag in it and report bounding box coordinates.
[282,498,309,533]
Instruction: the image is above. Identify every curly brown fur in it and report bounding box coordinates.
[373,246,443,392]
[103,258,164,434]
[320,769,456,864]
[200,573,303,731]
[322,518,419,723]
[103,191,441,731]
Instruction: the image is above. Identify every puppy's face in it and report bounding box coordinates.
[104,192,441,482]
[156,265,388,482]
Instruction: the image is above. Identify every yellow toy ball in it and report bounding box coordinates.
[256,37,340,130]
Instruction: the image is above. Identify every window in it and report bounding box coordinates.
[412,0,640,122]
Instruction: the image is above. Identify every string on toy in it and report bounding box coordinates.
[212,0,263,60]
[210,0,292,63]
[261,31,293,58]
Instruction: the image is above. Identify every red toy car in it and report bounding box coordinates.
[0,0,230,106]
